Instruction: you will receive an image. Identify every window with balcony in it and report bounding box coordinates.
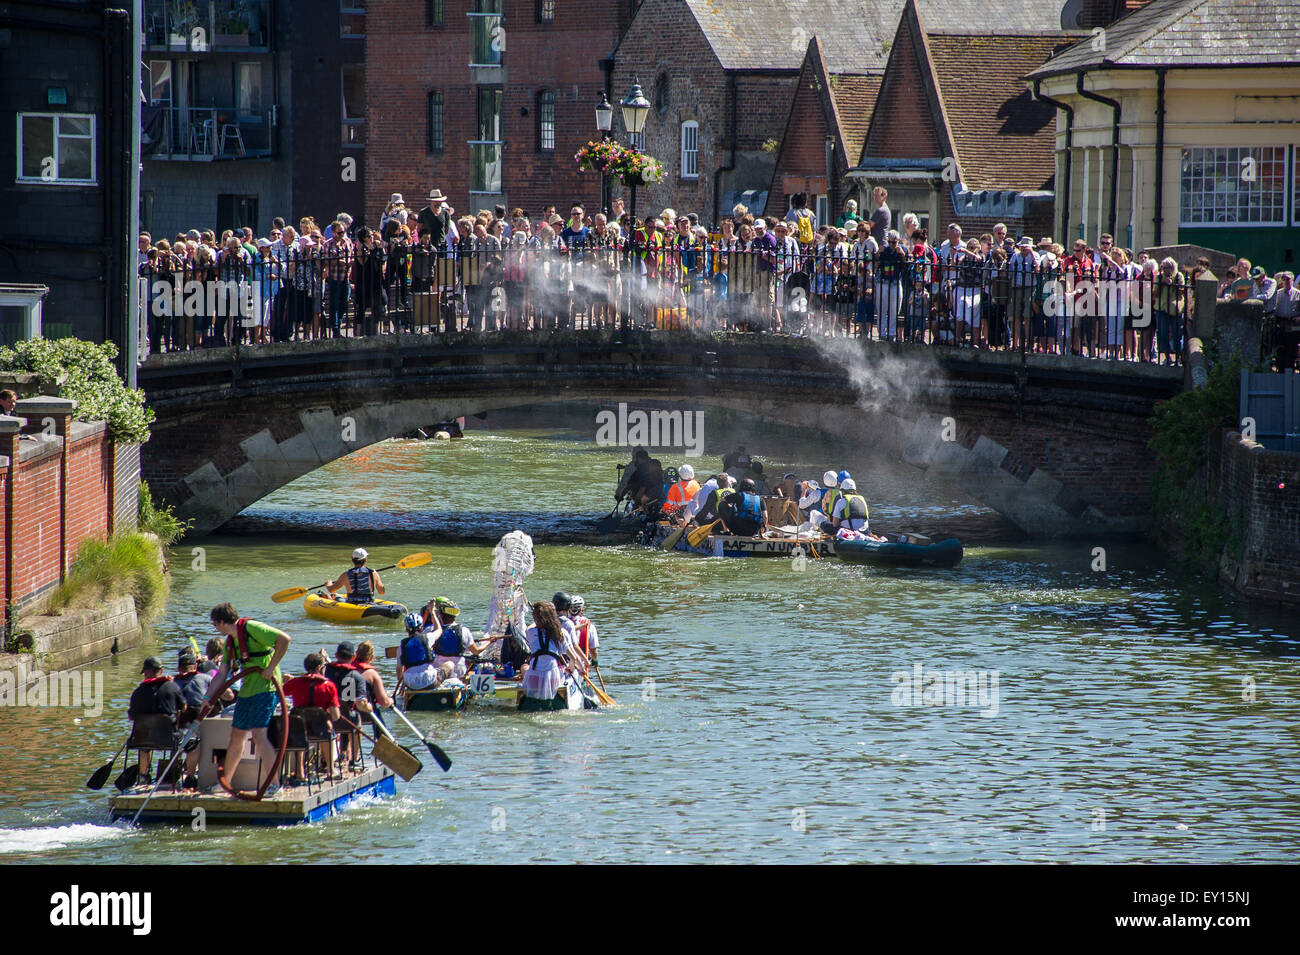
[469,0,503,67]
[680,120,698,179]
[17,113,96,184]
[342,65,365,146]
[428,91,444,153]
[341,0,365,38]
[537,0,555,23]
[538,90,555,152]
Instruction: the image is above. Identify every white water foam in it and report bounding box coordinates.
[0,823,129,854]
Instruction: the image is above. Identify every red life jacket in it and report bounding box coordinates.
[354,660,375,673]
[139,675,172,687]
[300,673,331,708]
[574,618,592,654]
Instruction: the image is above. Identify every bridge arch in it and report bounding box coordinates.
[138,332,1181,537]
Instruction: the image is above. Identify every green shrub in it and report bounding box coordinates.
[0,338,153,443]
[138,480,190,545]
[1147,352,1242,566]
[46,532,169,624]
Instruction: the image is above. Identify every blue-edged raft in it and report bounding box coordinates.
[834,535,963,568]
[109,765,396,826]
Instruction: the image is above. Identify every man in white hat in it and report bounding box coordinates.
[417,189,451,249]
[325,547,386,605]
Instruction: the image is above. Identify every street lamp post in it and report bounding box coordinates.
[619,79,651,336]
[594,94,613,217]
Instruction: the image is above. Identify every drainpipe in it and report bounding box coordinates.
[1153,68,1166,246]
[1032,78,1073,244]
[1076,72,1120,240]
[712,72,738,228]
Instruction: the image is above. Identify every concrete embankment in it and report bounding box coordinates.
[0,596,145,682]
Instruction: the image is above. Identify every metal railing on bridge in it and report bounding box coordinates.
[137,240,1194,364]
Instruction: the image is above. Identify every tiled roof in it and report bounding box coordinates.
[1030,0,1300,75]
[686,0,902,72]
[928,33,1079,191]
[828,73,884,159]
[685,0,1077,72]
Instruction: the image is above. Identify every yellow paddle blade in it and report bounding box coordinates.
[687,520,721,548]
[271,586,310,604]
[395,552,432,570]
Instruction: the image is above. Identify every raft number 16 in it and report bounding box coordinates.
[471,673,496,696]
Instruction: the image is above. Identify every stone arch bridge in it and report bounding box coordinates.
[137,331,1182,537]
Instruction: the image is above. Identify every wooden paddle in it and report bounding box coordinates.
[86,736,130,790]
[337,714,423,781]
[686,519,722,548]
[271,552,433,603]
[660,520,690,551]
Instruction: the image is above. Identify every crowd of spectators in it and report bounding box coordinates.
[136,185,1300,371]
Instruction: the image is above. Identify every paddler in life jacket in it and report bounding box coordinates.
[521,600,584,701]
[719,478,767,537]
[324,641,368,765]
[690,473,734,527]
[566,594,599,666]
[281,652,342,784]
[663,463,700,519]
[324,547,386,605]
[127,655,186,786]
[398,611,443,690]
[819,470,850,526]
[426,596,497,681]
[202,602,292,795]
[831,478,875,536]
[353,640,394,720]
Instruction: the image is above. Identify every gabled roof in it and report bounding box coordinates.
[929,33,1077,190]
[829,74,884,161]
[1030,0,1300,76]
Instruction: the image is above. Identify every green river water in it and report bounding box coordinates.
[1,426,1297,863]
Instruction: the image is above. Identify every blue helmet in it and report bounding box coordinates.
[404,612,423,632]
[837,470,852,486]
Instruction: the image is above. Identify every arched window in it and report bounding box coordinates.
[538,90,556,152]
[680,121,698,179]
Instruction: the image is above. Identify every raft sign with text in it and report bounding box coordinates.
[595,403,704,457]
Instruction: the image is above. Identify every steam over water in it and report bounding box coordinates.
[1,424,1296,863]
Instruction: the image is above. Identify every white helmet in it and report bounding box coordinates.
[352,547,368,561]
[822,470,837,487]
[679,464,695,481]
[841,479,856,491]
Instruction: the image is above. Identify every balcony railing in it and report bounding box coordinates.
[469,141,503,193]
[143,0,272,52]
[143,105,275,160]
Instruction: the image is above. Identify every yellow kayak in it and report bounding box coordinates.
[303,593,407,624]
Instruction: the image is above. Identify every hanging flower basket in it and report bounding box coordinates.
[574,141,664,187]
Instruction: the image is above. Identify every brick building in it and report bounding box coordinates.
[1,0,139,363]
[611,0,903,226]
[850,0,1080,241]
[766,37,882,229]
[363,1,636,224]
[141,0,365,238]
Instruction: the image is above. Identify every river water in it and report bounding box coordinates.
[2,425,1297,863]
